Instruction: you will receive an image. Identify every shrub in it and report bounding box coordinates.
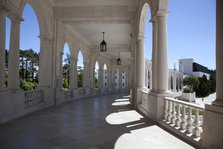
[20,79,36,90]
[183,86,192,93]
[183,76,199,92]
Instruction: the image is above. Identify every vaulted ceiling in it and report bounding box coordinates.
[50,0,139,60]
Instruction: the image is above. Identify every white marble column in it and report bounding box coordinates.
[151,17,158,92]
[136,36,146,89]
[58,52,63,88]
[98,68,103,89]
[214,0,223,106]
[156,12,169,92]
[8,16,22,89]
[73,59,78,89]
[107,69,111,90]
[69,56,75,89]
[38,36,53,87]
[91,67,95,89]
[83,61,90,88]
[0,10,6,89]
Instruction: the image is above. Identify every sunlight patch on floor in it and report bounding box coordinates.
[112,101,131,106]
[105,110,143,125]
[114,125,194,149]
[115,98,130,102]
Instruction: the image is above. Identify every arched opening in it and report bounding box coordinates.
[122,71,126,89]
[62,43,70,91]
[140,3,153,89]
[4,17,11,88]
[77,50,84,88]
[103,64,108,88]
[179,78,182,90]
[176,78,179,91]
[94,61,99,88]
[114,69,119,90]
[19,4,40,90]
[171,76,173,90]
[144,5,152,61]
[148,70,151,89]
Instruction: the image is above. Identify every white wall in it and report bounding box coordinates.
[193,72,210,80]
[179,58,194,75]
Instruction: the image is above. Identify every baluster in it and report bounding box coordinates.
[164,100,168,121]
[193,108,201,138]
[180,105,187,130]
[167,101,172,122]
[171,102,176,125]
[186,107,193,134]
[175,103,181,127]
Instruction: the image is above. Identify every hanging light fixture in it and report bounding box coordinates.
[100,32,107,52]
[116,52,121,65]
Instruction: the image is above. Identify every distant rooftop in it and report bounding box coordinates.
[193,62,212,74]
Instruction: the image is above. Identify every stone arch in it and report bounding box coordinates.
[176,78,179,91]
[77,50,84,88]
[179,78,182,90]
[103,64,108,88]
[114,69,119,89]
[148,70,151,89]
[20,1,48,38]
[122,70,127,89]
[61,43,71,90]
[170,76,173,90]
[94,61,100,88]
[138,3,151,38]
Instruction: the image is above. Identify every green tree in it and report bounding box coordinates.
[196,75,211,97]
[209,70,216,93]
[183,76,199,92]
[62,53,70,90]
[19,49,39,90]
[77,72,83,88]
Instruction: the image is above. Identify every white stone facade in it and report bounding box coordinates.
[179,58,211,80]
[145,59,183,92]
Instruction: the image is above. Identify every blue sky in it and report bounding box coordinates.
[6,1,216,70]
[145,0,216,70]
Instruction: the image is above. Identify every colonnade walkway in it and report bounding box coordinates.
[0,94,195,149]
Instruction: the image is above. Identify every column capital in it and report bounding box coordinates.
[38,35,53,43]
[156,10,169,18]
[137,36,145,41]
[69,56,76,62]
[150,17,158,24]
[9,13,23,23]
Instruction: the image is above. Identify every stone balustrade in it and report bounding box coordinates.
[63,90,73,99]
[79,88,85,96]
[24,90,44,109]
[163,97,204,145]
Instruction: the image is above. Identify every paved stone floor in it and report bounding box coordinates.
[0,94,194,149]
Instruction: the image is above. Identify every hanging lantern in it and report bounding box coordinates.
[100,32,107,52]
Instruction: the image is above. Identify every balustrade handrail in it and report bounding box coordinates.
[24,89,42,94]
[164,97,204,110]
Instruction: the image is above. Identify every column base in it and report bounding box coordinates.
[85,87,90,95]
[202,104,223,149]
[212,99,223,107]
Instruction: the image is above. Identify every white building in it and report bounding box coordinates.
[145,59,183,92]
[179,58,212,80]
